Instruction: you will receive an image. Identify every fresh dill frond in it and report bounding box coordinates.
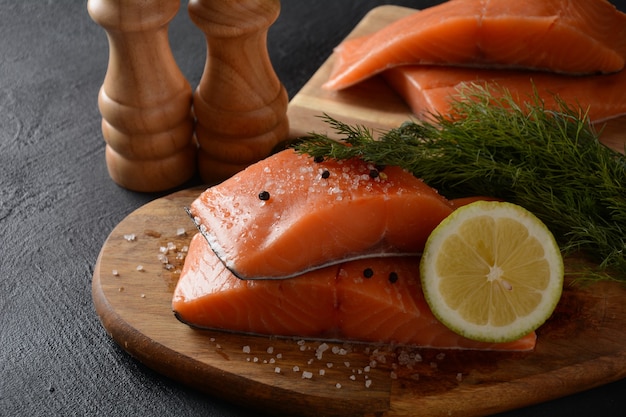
[294,85,626,281]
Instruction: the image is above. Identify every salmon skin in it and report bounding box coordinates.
[383,65,626,123]
[188,149,454,280]
[323,0,626,91]
[173,233,537,351]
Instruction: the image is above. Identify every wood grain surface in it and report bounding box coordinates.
[93,6,626,417]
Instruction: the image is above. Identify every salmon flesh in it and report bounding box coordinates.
[324,0,626,91]
[188,149,454,280]
[172,233,537,351]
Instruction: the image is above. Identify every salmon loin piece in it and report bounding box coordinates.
[188,149,454,280]
[324,0,626,91]
[173,234,537,351]
[383,65,626,123]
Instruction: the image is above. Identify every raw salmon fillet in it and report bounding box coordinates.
[173,233,537,351]
[324,0,626,91]
[188,149,454,280]
[383,65,626,123]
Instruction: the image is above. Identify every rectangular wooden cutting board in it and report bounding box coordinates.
[92,5,626,417]
[286,5,626,152]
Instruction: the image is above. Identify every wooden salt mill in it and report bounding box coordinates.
[88,0,197,192]
[188,0,289,184]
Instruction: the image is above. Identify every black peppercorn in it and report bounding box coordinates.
[321,170,330,179]
[363,268,374,278]
[258,190,270,201]
[388,272,398,284]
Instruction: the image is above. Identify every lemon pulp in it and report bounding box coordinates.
[420,201,564,343]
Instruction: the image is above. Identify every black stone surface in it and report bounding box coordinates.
[2,1,625,416]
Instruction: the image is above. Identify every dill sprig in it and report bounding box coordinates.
[294,85,626,280]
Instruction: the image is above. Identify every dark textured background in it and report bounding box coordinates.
[2,1,626,416]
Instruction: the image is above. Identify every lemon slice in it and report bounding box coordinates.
[420,201,564,343]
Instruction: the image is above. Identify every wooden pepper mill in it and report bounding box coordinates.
[88,0,197,192]
[188,0,290,184]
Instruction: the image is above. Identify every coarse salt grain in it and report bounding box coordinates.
[136,265,144,271]
[365,379,372,388]
[112,270,119,276]
[335,383,342,389]
[124,234,136,241]
[242,346,251,354]
[176,228,186,236]
[319,369,325,376]
[274,367,281,374]
[315,343,329,360]
[267,346,274,354]
[293,366,300,372]
[302,371,313,379]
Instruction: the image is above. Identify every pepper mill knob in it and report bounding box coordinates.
[188,0,289,184]
[88,0,197,192]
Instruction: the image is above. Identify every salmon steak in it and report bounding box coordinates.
[188,149,454,280]
[383,65,626,123]
[323,0,626,91]
[173,233,537,351]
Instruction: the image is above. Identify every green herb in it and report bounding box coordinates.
[294,85,626,281]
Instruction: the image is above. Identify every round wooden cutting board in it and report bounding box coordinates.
[92,186,626,417]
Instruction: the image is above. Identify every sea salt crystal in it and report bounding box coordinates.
[319,369,325,376]
[112,270,119,276]
[293,366,300,372]
[274,367,281,374]
[365,379,372,388]
[349,375,356,381]
[456,373,463,382]
[315,343,329,360]
[302,371,313,379]
[136,265,144,272]
[176,227,186,236]
[266,346,274,354]
[124,234,136,241]
[242,346,251,354]
[335,383,342,389]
